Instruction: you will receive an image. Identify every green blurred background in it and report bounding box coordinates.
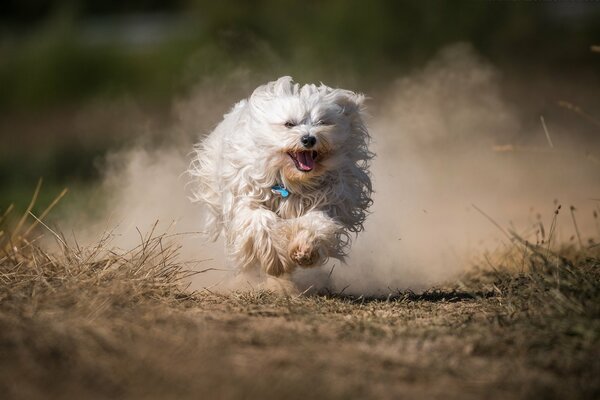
[1,0,599,216]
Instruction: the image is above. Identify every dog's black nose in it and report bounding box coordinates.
[300,135,317,148]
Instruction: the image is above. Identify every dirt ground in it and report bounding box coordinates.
[1,229,598,400]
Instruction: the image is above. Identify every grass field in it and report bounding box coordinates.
[1,213,598,400]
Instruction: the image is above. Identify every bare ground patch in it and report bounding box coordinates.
[0,229,598,400]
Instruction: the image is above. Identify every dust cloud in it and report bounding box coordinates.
[331,43,599,294]
[71,43,600,295]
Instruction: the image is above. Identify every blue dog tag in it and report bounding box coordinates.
[271,184,289,198]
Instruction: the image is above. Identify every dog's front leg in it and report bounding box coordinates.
[226,204,289,277]
[276,211,343,268]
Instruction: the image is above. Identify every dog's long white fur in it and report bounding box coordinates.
[189,76,373,277]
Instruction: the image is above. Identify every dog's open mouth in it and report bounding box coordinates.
[288,151,318,172]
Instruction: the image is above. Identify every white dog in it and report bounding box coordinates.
[189,76,372,279]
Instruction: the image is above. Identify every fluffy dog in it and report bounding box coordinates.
[189,76,373,279]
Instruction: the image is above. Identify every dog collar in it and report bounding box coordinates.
[271,184,289,198]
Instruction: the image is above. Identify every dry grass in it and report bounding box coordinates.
[0,206,599,399]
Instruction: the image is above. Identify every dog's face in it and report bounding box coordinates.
[247,77,367,187]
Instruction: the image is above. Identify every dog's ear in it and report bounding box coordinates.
[273,76,297,96]
[333,90,366,117]
[251,76,297,99]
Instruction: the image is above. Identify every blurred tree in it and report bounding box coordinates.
[0,0,598,109]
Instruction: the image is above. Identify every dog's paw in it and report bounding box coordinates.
[289,241,320,267]
[261,275,299,295]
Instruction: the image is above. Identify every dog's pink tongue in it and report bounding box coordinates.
[296,151,315,171]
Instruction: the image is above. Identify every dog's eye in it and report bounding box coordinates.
[315,120,331,126]
[284,121,297,128]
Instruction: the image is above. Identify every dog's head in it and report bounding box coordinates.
[246,76,369,188]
